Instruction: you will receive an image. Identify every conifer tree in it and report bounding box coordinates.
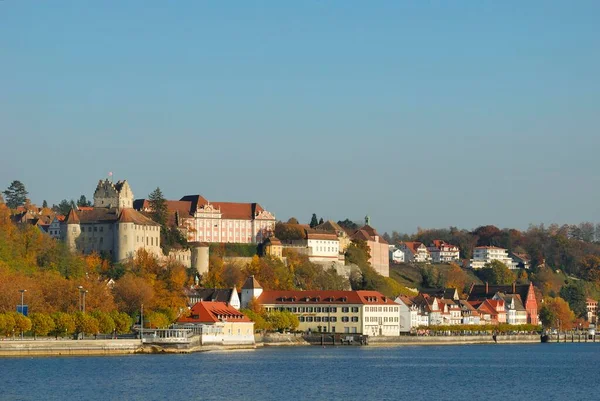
[3,180,28,209]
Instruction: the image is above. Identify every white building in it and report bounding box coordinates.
[427,240,460,263]
[389,246,405,264]
[241,277,400,336]
[470,246,517,269]
[395,295,419,332]
[398,242,431,264]
[306,232,341,263]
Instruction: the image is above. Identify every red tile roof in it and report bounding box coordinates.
[257,290,396,306]
[177,301,252,324]
[118,208,160,226]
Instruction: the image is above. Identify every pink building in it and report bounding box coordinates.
[351,224,390,277]
[135,194,275,244]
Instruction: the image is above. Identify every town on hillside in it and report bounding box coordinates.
[1,177,599,346]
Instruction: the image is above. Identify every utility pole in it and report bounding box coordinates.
[140,303,144,344]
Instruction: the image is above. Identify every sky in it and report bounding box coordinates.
[1,1,599,234]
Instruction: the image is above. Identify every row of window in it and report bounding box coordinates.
[365,306,399,313]
[365,316,399,323]
[299,316,360,323]
[269,306,360,313]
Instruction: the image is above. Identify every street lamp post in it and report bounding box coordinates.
[78,286,88,313]
[140,304,144,344]
[18,289,27,340]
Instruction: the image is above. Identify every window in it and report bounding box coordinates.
[351,317,359,322]
[94,226,97,232]
[88,227,92,232]
[306,317,314,322]
[352,307,359,313]
[315,317,321,322]
[322,317,329,322]
[342,317,349,322]
[331,326,336,333]
[315,307,322,313]
[330,307,337,313]
[100,226,103,232]
[307,307,313,313]
[299,317,305,322]
[342,307,349,313]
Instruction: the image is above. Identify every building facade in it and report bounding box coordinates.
[398,242,431,264]
[135,195,275,244]
[470,246,517,269]
[427,240,460,263]
[350,224,390,277]
[60,179,162,262]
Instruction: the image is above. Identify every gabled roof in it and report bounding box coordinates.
[350,225,388,245]
[118,208,160,226]
[400,241,426,254]
[257,290,396,306]
[186,288,235,303]
[64,208,80,224]
[315,220,346,235]
[242,275,262,290]
[468,283,535,305]
[177,301,252,324]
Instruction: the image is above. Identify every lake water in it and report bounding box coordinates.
[1,344,599,401]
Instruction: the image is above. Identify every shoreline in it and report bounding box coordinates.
[3,334,595,357]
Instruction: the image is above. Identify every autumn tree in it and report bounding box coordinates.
[286,217,299,225]
[51,312,76,338]
[113,273,155,315]
[91,311,116,334]
[445,263,467,293]
[345,240,371,267]
[274,222,304,241]
[579,255,600,283]
[3,180,28,209]
[30,312,55,339]
[74,312,100,336]
[12,312,32,337]
[145,311,170,329]
[110,311,132,334]
[539,297,576,329]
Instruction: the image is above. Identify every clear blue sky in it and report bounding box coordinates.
[1,1,599,234]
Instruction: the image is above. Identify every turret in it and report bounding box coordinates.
[190,243,209,276]
[63,208,81,252]
[241,275,263,308]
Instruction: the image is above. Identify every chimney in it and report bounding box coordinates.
[512,282,516,294]
[485,282,489,294]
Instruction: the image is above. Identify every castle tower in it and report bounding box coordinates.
[115,209,135,261]
[93,179,134,210]
[241,275,263,308]
[190,243,210,276]
[63,208,81,252]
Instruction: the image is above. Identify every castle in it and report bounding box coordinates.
[59,179,208,275]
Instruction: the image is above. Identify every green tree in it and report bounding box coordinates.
[309,213,319,228]
[345,240,371,267]
[266,310,299,332]
[0,313,16,336]
[318,217,324,225]
[51,312,76,338]
[3,180,28,209]
[91,311,116,334]
[145,311,170,329]
[110,311,132,334]
[74,312,100,337]
[337,219,359,231]
[539,297,576,329]
[42,200,48,208]
[55,199,74,215]
[12,312,32,337]
[30,312,55,339]
[148,187,168,226]
[479,260,516,285]
[559,283,587,319]
[77,195,91,207]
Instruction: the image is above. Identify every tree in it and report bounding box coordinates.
[12,312,32,337]
[309,214,319,228]
[55,199,74,215]
[51,312,75,338]
[0,313,16,336]
[539,297,576,329]
[345,240,371,267]
[318,217,324,225]
[91,311,116,334]
[148,187,168,226]
[3,180,28,209]
[286,217,299,225]
[110,311,132,334]
[74,312,100,336]
[113,274,155,315]
[478,260,516,285]
[30,312,55,339]
[77,195,91,207]
[580,255,600,283]
[559,283,587,319]
[145,311,170,329]
[337,219,359,231]
[42,200,48,208]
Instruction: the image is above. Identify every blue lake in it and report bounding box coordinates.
[1,344,599,401]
